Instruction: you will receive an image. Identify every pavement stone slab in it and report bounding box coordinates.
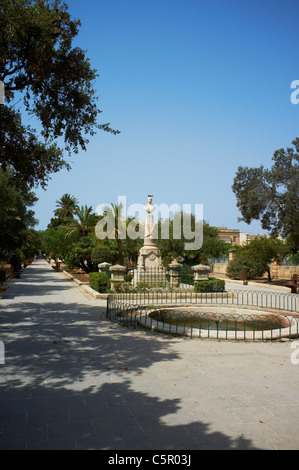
[0,259,299,451]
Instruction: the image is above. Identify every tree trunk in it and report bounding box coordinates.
[117,238,124,265]
[265,265,272,282]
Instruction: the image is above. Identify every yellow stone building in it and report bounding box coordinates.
[216,227,256,246]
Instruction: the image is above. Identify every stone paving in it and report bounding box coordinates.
[0,259,299,450]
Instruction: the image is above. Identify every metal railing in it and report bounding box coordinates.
[106,289,299,341]
[124,266,195,288]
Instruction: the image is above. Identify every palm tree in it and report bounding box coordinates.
[66,205,97,238]
[101,202,126,264]
[54,194,79,219]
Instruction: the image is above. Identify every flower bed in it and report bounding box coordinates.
[65,269,90,283]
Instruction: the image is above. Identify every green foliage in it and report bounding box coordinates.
[64,237,97,272]
[226,236,291,281]
[232,138,299,249]
[135,282,154,291]
[16,228,44,261]
[156,216,229,265]
[89,272,111,293]
[226,256,266,280]
[0,167,39,255]
[0,0,119,192]
[66,205,98,238]
[286,252,299,266]
[43,226,79,261]
[0,107,66,192]
[194,278,225,293]
[54,194,79,219]
[91,243,116,265]
[111,282,133,293]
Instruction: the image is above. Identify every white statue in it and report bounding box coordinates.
[144,195,155,214]
[144,195,156,239]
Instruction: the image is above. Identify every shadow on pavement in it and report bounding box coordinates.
[0,260,259,450]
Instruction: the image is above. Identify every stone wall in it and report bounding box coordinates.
[212,263,228,275]
[272,265,299,279]
[211,262,299,279]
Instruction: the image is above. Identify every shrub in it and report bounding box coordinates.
[226,256,265,280]
[287,252,299,266]
[89,272,111,293]
[66,237,97,272]
[91,244,115,265]
[124,272,133,282]
[194,277,225,293]
[112,282,134,293]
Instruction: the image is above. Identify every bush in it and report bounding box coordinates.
[226,256,266,280]
[89,272,111,293]
[112,282,134,293]
[194,277,225,293]
[287,252,299,266]
[91,244,115,265]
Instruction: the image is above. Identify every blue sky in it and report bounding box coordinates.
[32,0,299,234]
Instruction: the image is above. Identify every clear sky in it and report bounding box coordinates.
[32,0,299,234]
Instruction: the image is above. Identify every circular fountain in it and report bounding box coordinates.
[137,305,299,340]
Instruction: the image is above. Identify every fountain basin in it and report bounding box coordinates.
[137,305,299,340]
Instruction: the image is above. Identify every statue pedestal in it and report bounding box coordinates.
[133,244,167,286]
[133,199,167,286]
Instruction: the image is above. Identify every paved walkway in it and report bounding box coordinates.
[0,259,299,450]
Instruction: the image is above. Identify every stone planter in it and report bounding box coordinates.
[109,265,126,289]
[192,264,211,281]
[98,262,112,274]
[168,260,183,287]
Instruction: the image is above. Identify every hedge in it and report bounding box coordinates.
[226,257,265,280]
[89,272,111,293]
[194,277,225,293]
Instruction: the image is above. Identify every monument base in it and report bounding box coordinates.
[133,195,168,287]
[132,267,168,287]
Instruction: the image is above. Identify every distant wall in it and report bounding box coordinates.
[212,263,228,275]
[211,262,299,279]
[272,265,299,279]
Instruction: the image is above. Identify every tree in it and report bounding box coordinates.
[43,226,79,261]
[99,203,126,264]
[226,254,266,280]
[0,107,66,192]
[65,236,97,272]
[0,0,119,191]
[54,193,79,219]
[16,228,44,260]
[66,205,98,238]
[91,242,117,266]
[226,236,291,281]
[157,214,229,265]
[0,166,38,254]
[232,138,299,250]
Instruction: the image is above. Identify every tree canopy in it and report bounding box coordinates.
[232,138,299,250]
[226,236,291,281]
[0,166,41,258]
[0,0,119,191]
[54,193,79,219]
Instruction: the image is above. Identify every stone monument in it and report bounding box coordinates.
[133,195,166,286]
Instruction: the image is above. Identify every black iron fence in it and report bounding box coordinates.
[106,289,299,341]
[122,265,195,288]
